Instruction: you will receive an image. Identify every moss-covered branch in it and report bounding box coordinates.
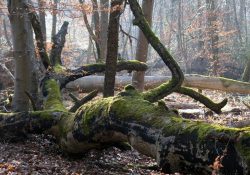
[60,60,148,88]
[128,0,184,102]
[176,87,227,114]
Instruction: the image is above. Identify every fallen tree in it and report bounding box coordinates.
[1,1,250,175]
[67,74,250,94]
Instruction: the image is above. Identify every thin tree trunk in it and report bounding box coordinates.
[99,0,109,61]
[206,0,219,75]
[232,0,242,44]
[92,0,101,61]
[103,0,124,97]
[51,0,58,40]
[132,0,154,91]
[86,15,95,63]
[167,0,175,48]
[197,0,204,54]
[38,0,46,45]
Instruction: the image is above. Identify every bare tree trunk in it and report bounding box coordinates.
[38,0,46,45]
[8,0,35,111]
[206,0,219,75]
[167,0,175,48]
[232,0,242,44]
[103,0,124,97]
[86,12,96,63]
[92,0,101,61]
[132,0,154,91]
[51,0,58,40]
[197,0,204,54]
[99,0,109,61]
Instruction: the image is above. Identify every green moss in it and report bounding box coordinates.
[74,97,113,135]
[73,86,177,135]
[53,64,66,73]
[142,79,179,103]
[109,86,176,129]
[44,79,66,111]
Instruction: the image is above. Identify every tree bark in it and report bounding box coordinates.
[91,0,101,61]
[132,0,154,91]
[99,0,109,61]
[38,0,46,45]
[103,0,124,97]
[8,0,35,111]
[206,0,219,75]
[51,0,58,40]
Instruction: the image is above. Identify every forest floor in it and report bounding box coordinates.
[0,89,249,175]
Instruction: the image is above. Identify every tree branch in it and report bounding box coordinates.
[60,60,148,88]
[128,0,184,102]
[176,87,227,114]
[69,90,98,112]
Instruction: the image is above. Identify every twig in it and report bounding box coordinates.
[69,93,79,103]
[119,24,137,41]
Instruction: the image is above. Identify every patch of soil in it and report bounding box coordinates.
[0,134,168,175]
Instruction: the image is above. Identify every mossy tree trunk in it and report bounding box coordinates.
[2,1,250,175]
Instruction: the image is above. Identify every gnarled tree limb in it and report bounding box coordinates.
[128,0,184,102]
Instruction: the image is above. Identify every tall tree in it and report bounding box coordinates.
[51,0,58,40]
[103,0,124,97]
[79,0,101,62]
[206,0,219,75]
[132,0,154,91]
[7,0,35,111]
[99,0,109,61]
[38,0,46,44]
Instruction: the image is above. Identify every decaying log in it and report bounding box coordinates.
[1,81,250,174]
[67,75,250,94]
